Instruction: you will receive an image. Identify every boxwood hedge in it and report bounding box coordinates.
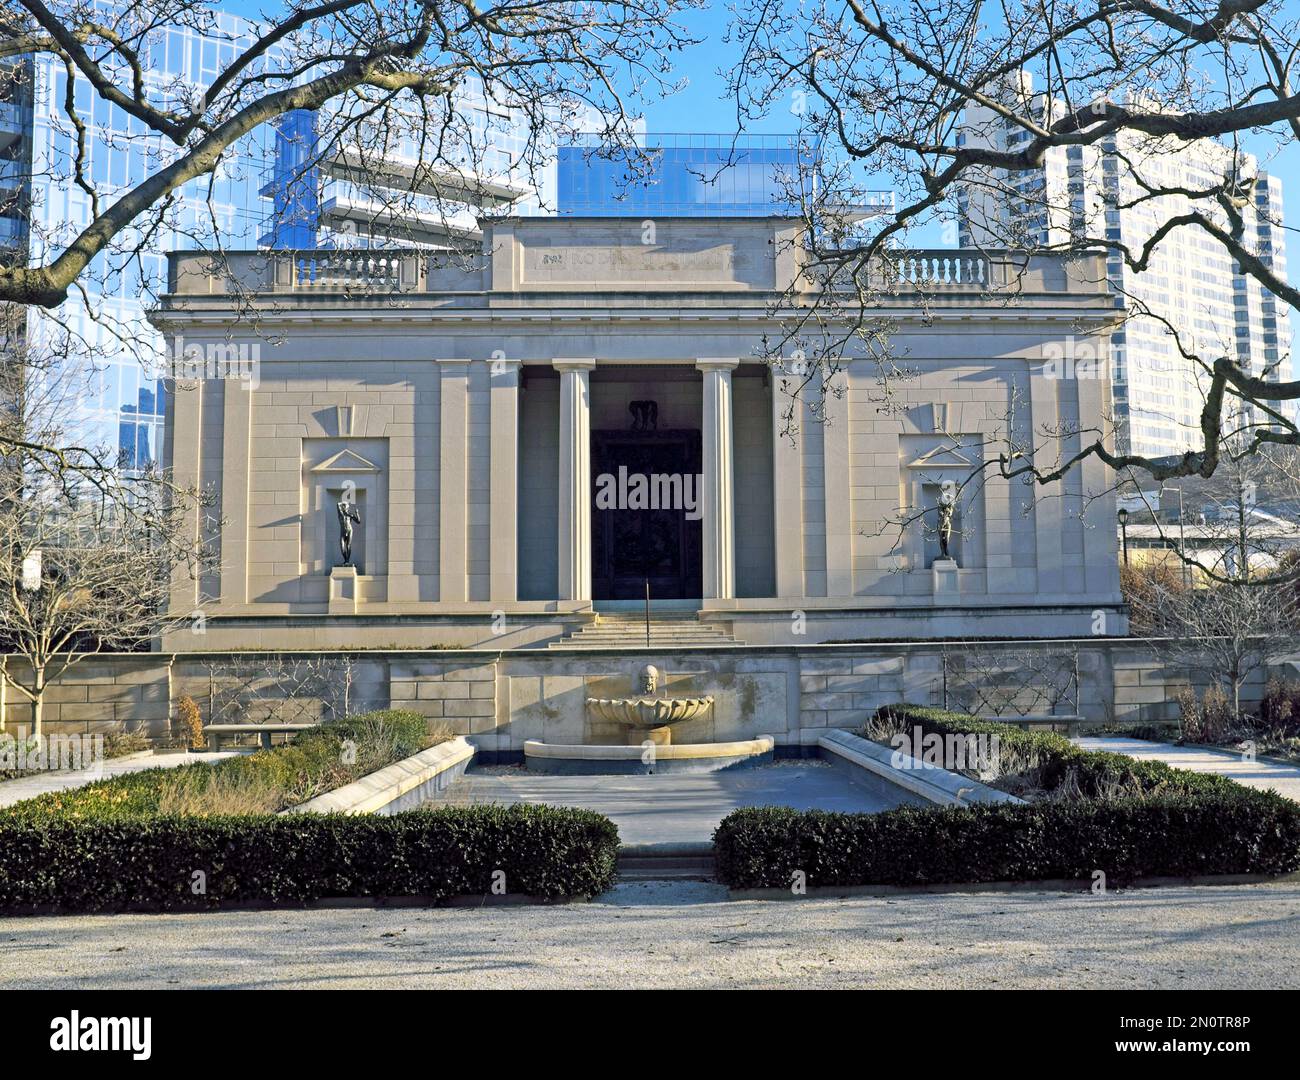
[0,803,620,912]
[713,705,1300,889]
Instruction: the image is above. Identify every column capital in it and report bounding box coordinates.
[435,357,473,368]
[488,358,523,383]
[552,357,597,373]
[696,357,741,372]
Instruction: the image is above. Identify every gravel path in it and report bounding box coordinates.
[1077,737,1300,802]
[3,881,1297,989]
[0,751,238,808]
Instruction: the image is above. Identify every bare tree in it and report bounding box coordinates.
[0,324,210,734]
[0,0,691,307]
[726,0,1300,530]
[1127,442,1300,716]
[1140,571,1297,720]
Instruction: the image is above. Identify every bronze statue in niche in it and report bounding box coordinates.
[336,499,362,566]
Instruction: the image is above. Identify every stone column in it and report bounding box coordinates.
[771,371,804,598]
[438,358,471,602]
[697,358,740,600]
[489,359,522,602]
[554,359,596,602]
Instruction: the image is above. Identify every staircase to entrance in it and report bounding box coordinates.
[551,611,743,649]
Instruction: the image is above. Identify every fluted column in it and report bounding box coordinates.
[697,358,740,600]
[554,359,596,602]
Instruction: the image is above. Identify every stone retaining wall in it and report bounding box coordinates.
[0,640,1271,748]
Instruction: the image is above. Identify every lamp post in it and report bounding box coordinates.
[1117,508,1129,567]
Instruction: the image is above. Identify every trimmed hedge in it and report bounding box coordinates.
[713,705,1300,889]
[0,803,620,912]
[5,710,433,820]
[714,796,1300,889]
[873,704,1238,799]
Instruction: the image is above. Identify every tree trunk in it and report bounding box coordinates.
[31,665,45,738]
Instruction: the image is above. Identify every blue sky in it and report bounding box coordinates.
[640,8,1300,240]
[216,2,1298,355]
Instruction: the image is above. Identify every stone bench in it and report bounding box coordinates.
[205,723,317,750]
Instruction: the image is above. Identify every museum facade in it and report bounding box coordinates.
[154,216,1124,651]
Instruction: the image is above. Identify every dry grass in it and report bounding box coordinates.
[154,770,283,816]
[427,721,456,746]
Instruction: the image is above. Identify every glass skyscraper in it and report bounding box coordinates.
[3,8,558,470]
[3,11,273,472]
[557,133,821,217]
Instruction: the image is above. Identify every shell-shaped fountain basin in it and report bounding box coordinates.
[586,696,714,728]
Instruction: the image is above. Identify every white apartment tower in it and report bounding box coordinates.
[957,72,1291,459]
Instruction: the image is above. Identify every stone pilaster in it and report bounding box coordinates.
[489,359,522,602]
[438,359,471,602]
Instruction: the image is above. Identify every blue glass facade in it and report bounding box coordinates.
[13,10,274,472]
[260,109,321,249]
[558,133,818,216]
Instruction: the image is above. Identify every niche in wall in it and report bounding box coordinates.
[900,434,983,570]
[301,440,389,577]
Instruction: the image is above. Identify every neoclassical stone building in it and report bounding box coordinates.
[154,217,1124,651]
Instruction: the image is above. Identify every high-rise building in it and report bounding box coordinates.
[558,132,830,217]
[260,93,556,250]
[3,13,273,472]
[957,72,1291,458]
[3,10,562,471]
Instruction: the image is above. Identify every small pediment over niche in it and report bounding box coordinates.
[311,448,380,473]
[906,442,976,469]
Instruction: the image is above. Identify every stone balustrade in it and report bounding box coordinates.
[164,218,1108,302]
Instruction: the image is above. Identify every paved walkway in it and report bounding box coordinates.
[432,760,922,845]
[0,750,237,808]
[1076,737,1300,802]
[2,881,1296,989]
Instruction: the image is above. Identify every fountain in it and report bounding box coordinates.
[585,664,714,745]
[522,662,772,774]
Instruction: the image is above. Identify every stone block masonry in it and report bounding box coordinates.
[0,641,1259,749]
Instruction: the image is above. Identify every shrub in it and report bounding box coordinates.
[0,804,620,912]
[1261,677,1300,733]
[175,696,205,751]
[103,730,152,758]
[714,794,1300,890]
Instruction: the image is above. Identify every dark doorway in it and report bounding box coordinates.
[592,430,702,600]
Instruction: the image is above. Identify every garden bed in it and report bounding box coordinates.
[864,704,1238,801]
[0,711,621,912]
[3,711,436,818]
[713,705,1300,891]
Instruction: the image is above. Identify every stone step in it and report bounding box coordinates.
[569,629,736,639]
[552,617,743,649]
[617,844,716,881]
